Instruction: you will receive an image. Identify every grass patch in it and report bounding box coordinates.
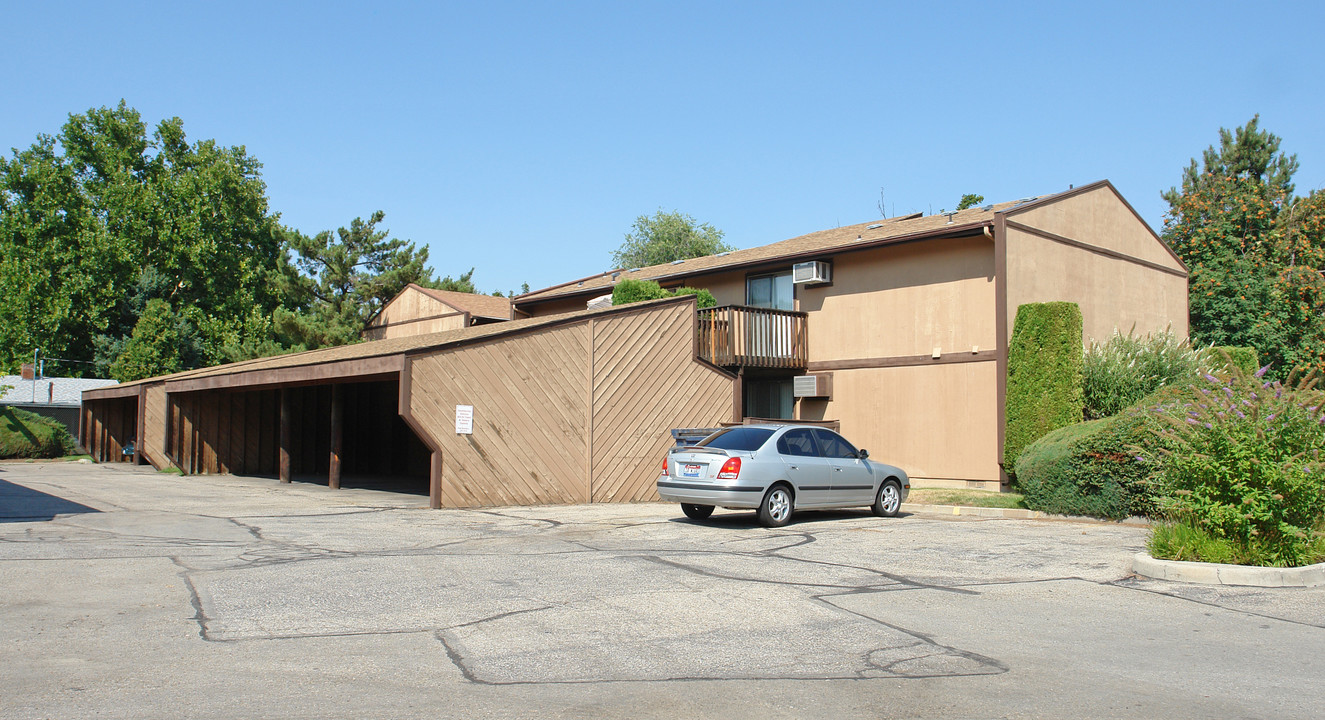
[1150,521,1325,567]
[157,467,183,475]
[0,406,74,459]
[906,488,1026,509]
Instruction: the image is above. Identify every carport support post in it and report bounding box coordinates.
[279,390,291,483]
[329,384,342,490]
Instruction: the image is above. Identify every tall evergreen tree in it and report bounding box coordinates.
[274,211,452,349]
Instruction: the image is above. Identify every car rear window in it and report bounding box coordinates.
[697,427,775,451]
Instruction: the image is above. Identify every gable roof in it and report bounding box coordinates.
[516,181,1164,306]
[408,284,512,321]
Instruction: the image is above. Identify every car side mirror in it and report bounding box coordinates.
[858,449,869,459]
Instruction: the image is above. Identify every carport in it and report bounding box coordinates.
[80,386,143,464]
[82,296,739,509]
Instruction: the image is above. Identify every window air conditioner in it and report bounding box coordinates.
[792,260,831,285]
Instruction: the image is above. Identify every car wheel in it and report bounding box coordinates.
[872,479,902,518]
[681,503,714,521]
[757,485,793,528]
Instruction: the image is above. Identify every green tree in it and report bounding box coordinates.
[1162,115,1298,208]
[956,193,985,211]
[275,211,443,349]
[611,210,734,269]
[1162,117,1325,377]
[108,299,209,381]
[0,101,285,374]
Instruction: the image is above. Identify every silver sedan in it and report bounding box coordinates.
[657,424,909,527]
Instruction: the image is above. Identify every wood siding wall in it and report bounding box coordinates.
[409,301,736,507]
[364,286,467,340]
[141,383,168,469]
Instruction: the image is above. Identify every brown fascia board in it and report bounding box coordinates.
[165,355,407,393]
[1001,179,1189,274]
[516,221,996,307]
[83,381,160,400]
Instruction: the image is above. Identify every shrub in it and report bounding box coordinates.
[611,279,671,305]
[1144,367,1325,567]
[1014,411,1168,519]
[612,280,717,308]
[0,406,74,459]
[672,286,717,309]
[1004,302,1083,474]
[1082,329,1208,420]
[1209,345,1258,376]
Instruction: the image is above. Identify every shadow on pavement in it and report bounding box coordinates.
[669,508,913,528]
[0,478,100,522]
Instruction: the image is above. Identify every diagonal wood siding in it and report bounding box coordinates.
[410,324,591,507]
[408,300,736,507]
[590,304,736,502]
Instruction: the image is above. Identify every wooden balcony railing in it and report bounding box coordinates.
[697,305,808,369]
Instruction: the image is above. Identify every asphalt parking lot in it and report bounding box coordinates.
[2,461,1322,719]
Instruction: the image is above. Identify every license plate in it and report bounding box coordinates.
[682,464,703,478]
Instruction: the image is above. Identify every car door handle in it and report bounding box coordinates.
[833,467,843,472]
[789,465,798,470]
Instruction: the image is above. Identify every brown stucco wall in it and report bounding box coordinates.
[1004,190,1189,345]
[1008,186,1186,272]
[799,360,1001,488]
[799,236,996,361]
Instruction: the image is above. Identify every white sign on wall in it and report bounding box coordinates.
[455,405,474,435]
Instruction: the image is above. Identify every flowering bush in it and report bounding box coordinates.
[1082,329,1211,420]
[1147,367,1325,566]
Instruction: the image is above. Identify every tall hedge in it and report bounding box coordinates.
[1003,302,1083,474]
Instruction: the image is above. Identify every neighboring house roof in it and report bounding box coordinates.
[1,376,118,407]
[516,180,1177,305]
[397,284,512,321]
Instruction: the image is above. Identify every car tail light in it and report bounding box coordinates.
[661,457,668,477]
[717,457,741,480]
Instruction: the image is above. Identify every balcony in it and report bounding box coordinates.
[697,305,808,369]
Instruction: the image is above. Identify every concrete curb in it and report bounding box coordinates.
[1131,552,1325,587]
[900,503,1149,526]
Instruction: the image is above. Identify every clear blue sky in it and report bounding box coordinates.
[5,1,1324,296]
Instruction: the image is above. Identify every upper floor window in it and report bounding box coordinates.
[747,271,793,311]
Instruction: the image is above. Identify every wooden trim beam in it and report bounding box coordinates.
[807,350,997,372]
[329,385,343,489]
[165,357,405,393]
[1004,220,1188,278]
[279,389,291,483]
[994,214,1009,485]
[84,383,152,400]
